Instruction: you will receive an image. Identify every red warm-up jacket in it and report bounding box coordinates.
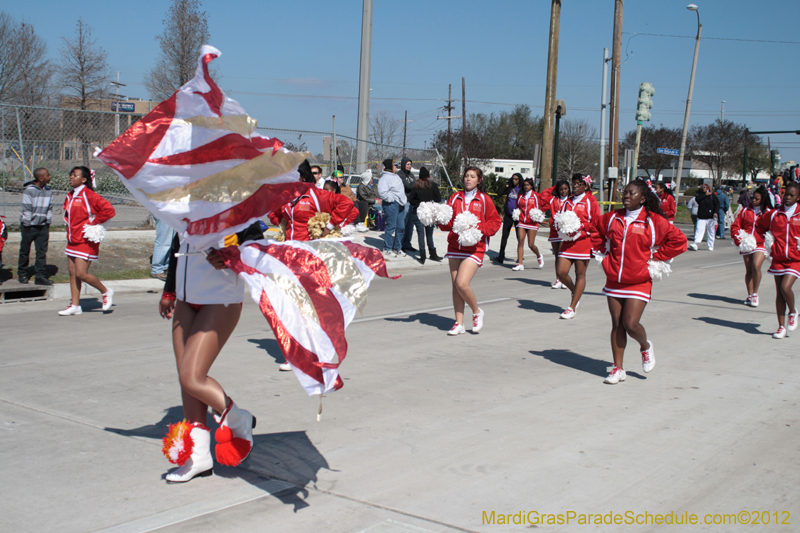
[63,186,116,245]
[755,204,800,262]
[592,208,688,285]
[731,206,770,248]
[659,193,676,222]
[268,187,358,241]
[516,191,542,226]
[438,190,502,256]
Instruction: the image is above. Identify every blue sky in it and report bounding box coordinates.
[8,0,800,163]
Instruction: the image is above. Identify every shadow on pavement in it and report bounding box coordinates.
[530,349,647,380]
[105,405,187,439]
[362,236,385,250]
[386,312,453,331]
[518,299,562,314]
[687,292,742,305]
[508,277,552,288]
[693,316,762,335]
[247,338,285,364]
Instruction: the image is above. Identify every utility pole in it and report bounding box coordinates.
[599,47,610,205]
[436,84,461,160]
[462,77,467,173]
[403,110,408,155]
[110,71,126,137]
[540,0,562,187]
[721,100,725,122]
[356,0,373,173]
[608,0,624,173]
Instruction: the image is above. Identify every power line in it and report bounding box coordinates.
[623,31,800,45]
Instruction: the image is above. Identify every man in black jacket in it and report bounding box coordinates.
[689,183,719,251]
[398,157,417,252]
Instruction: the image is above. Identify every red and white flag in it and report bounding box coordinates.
[96,45,309,250]
[217,239,395,396]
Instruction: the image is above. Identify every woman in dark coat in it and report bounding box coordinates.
[407,166,442,264]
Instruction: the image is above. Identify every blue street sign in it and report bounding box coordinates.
[657,147,680,156]
[111,102,136,113]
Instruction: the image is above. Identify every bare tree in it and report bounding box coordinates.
[369,110,401,147]
[58,18,110,110]
[689,119,749,188]
[0,12,53,105]
[557,118,599,181]
[621,125,682,179]
[145,0,210,101]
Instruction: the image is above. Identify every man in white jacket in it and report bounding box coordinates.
[377,158,407,257]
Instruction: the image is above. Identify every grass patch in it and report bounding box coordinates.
[50,268,152,283]
[675,206,693,225]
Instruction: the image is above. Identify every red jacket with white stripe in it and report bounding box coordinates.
[268,187,358,241]
[438,190,502,255]
[559,192,601,241]
[755,204,800,262]
[591,208,688,285]
[731,206,770,248]
[659,193,676,222]
[516,191,542,225]
[63,186,116,245]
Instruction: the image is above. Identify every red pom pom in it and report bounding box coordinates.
[215,436,252,467]
[215,425,232,444]
[162,421,194,466]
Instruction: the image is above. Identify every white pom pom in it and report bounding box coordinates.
[764,231,774,259]
[417,202,438,227]
[511,208,520,222]
[736,230,757,253]
[355,222,369,232]
[796,236,800,252]
[648,259,672,282]
[553,211,581,241]
[452,211,481,247]
[340,224,356,237]
[594,241,610,267]
[82,224,107,243]
[435,203,454,225]
[529,208,545,223]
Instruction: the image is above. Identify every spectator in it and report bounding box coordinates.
[492,173,521,264]
[18,167,54,285]
[311,165,323,185]
[737,186,752,210]
[688,184,719,251]
[377,158,407,257]
[357,170,382,213]
[397,157,417,252]
[716,186,730,239]
[0,216,7,280]
[687,194,699,230]
[150,218,176,281]
[407,166,442,264]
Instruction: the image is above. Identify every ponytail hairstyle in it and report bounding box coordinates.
[70,166,94,191]
[753,185,770,211]
[632,178,664,217]
[657,182,675,198]
[323,179,341,194]
[463,166,486,193]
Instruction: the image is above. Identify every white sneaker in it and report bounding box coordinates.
[788,309,799,332]
[58,305,83,316]
[279,362,292,371]
[537,255,545,269]
[773,326,787,339]
[749,294,759,307]
[551,280,563,289]
[708,247,714,251]
[560,307,576,320]
[604,366,626,384]
[744,295,752,306]
[511,264,524,271]
[688,243,698,251]
[102,288,114,311]
[395,250,406,258]
[447,323,466,336]
[472,308,484,333]
[641,341,656,373]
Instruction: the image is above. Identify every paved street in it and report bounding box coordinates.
[1,229,798,532]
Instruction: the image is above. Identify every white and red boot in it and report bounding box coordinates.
[163,422,213,483]
[214,399,256,467]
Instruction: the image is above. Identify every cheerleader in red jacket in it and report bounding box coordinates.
[438,167,501,335]
[59,166,116,316]
[754,181,800,339]
[512,178,545,271]
[731,186,771,307]
[539,179,571,288]
[554,174,601,319]
[268,185,358,241]
[657,182,676,224]
[591,179,688,384]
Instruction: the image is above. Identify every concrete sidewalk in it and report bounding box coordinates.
[2,226,797,533]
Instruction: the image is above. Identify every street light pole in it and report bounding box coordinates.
[674,4,701,196]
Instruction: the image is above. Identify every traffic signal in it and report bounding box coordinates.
[636,82,655,122]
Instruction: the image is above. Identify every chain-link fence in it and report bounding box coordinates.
[1,103,451,224]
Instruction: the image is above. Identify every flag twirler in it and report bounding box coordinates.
[96,45,309,250]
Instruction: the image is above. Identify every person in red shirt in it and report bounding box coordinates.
[59,166,116,316]
[591,179,688,384]
[755,181,800,338]
[268,184,358,241]
[511,178,545,271]
[730,186,771,307]
[656,182,676,224]
[438,167,501,335]
[539,179,571,289]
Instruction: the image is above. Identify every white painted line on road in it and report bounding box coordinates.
[93,478,295,533]
[352,297,512,324]
[697,261,742,269]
